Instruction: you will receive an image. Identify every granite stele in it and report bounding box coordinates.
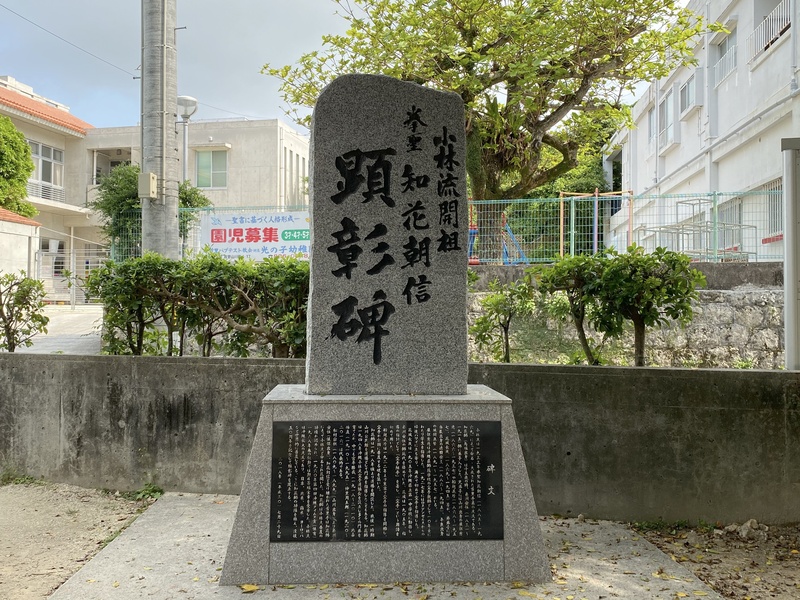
[221,74,550,585]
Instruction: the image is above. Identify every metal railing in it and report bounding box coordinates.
[714,45,738,86]
[747,0,792,63]
[26,180,66,203]
[105,191,786,267]
[38,247,109,305]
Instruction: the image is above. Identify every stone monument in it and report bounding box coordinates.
[221,74,550,585]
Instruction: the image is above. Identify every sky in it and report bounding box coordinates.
[0,0,348,130]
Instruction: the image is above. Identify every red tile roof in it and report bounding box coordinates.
[0,86,93,135]
[0,207,41,227]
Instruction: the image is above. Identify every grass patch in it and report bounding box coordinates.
[632,519,690,534]
[0,466,39,486]
[118,482,164,501]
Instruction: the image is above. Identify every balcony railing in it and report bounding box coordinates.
[714,45,738,86]
[747,0,792,63]
[26,180,66,203]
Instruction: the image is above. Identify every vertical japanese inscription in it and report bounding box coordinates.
[309,75,468,395]
[270,420,503,542]
[322,104,463,365]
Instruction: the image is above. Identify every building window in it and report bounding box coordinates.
[196,150,227,188]
[714,29,737,86]
[647,108,656,143]
[763,178,783,239]
[27,141,65,202]
[679,75,695,113]
[718,197,742,251]
[658,90,674,148]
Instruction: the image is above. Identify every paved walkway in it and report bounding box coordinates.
[16,304,102,355]
[50,493,723,599]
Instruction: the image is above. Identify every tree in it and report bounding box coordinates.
[506,149,611,259]
[591,246,706,366]
[88,163,212,259]
[85,251,310,358]
[532,253,604,365]
[0,271,49,352]
[264,0,711,259]
[470,278,536,363]
[0,116,36,217]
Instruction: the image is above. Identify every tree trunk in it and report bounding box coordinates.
[573,315,597,365]
[501,323,511,363]
[465,128,504,263]
[632,314,646,367]
[272,342,290,358]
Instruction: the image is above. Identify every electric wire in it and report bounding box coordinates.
[0,2,138,78]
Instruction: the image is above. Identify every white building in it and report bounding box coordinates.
[605,0,795,262]
[85,118,309,210]
[0,76,103,300]
[0,75,309,299]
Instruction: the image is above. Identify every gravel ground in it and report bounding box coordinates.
[0,481,797,599]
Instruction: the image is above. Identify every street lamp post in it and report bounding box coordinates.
[177,95,198,183]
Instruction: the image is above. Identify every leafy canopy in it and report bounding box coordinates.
[88,163,212,259]
[0,116,36,217]
[264,0,710,200]
[0,270,49,352]
[532,246,706,366]
[85,250,309,358]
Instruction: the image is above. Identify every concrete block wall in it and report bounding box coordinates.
[1,355,797,524]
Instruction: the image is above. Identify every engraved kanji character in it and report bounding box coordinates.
[403,105,428,132]
[365,223,395,275]
[437,229,461,252]
[400,164,430,192]
[402,275,432,304]
[401,236,431,268]
[327,217,362,279]
[331,150,366,204]
[437,172,460,197]
[438,199,459,227]
[401,200,430,231]
[433,126,460,171]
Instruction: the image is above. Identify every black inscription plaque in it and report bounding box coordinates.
[270,421,503,542]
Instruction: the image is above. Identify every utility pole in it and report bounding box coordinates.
[140,0,181,259]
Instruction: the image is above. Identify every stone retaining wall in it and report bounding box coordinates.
[1,355,797,524]
[469,265,785,368]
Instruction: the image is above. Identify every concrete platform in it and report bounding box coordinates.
[49,493,724,599]
[17,305,102,355]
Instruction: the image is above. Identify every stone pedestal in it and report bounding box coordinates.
[221,384,550,584]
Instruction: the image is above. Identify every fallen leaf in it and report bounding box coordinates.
[239,584,260,593]
[692,592,708,597]
[112,581,120,588]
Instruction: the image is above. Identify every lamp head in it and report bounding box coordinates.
[177,95,199,120]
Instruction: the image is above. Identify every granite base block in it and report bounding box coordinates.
[220,384,550,585]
